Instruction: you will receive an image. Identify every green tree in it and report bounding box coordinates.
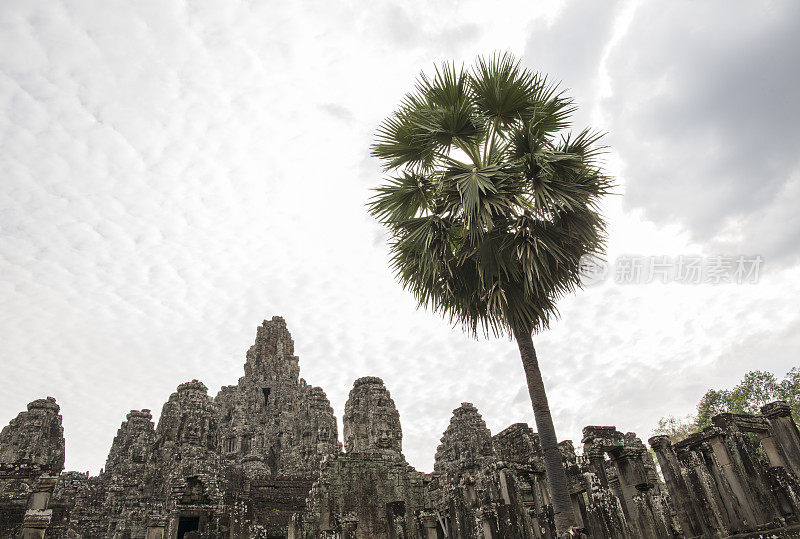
[694,388,734,429]
[730,370,780,414]
[696,371,780,429]
[652,414,695,443]
[779,367,800,420]
[368,53,612,535]
[655,368,800,439]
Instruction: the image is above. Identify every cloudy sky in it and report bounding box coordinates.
[2,0,799,474]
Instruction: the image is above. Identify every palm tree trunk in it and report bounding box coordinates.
[514,327,577,536]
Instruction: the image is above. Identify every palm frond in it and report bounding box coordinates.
[367,172,433,223]
[370,53,614,339]
[469,52,538,127]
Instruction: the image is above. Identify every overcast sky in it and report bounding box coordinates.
[2,0,799,474]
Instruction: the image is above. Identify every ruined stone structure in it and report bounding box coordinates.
[293,377,429,538]
[1,317,338,538]
[427,405,545,538]
[3,316,800,538]
[215,320,340,480]
[579,427,674,538]
[0,397,64,538]
[650,401,800,537]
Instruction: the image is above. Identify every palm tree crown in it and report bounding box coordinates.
[369,53,612,338]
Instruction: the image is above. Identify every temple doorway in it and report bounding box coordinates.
[177,516,199,538]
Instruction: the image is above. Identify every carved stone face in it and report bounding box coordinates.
[182,415,201,444]
[375,423,394,449]
[343,378,402,454]
[1,400,64,473]
[131,446,146,463]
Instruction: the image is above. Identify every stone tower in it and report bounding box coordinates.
[434,402,494,474]
[105,409,157,477]
[0,397,65,538]
[155,380,227,537]
[0,397,64,474]
[156,379,223,508]
[342,376,402,456]
[102,409,160,537]
[429,403,504,538]
[214,316,340,478]
[293,376,429,539]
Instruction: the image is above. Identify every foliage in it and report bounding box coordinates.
[652,414,696,444]
[654,368,800,442]
[694,389,735,430]
[695,370,781,427]
[780,367,800,420]
[368,53,613,338]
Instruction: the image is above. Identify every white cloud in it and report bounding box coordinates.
[602,0,800,264]
[1,0,799,475]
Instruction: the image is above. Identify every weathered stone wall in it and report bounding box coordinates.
[62,475,110,537]
[48,471,89,536]
[343,376,403,456]
[230,476,315,537]
[0,396,65,538]
[0,397,64,474]
[650,401,800,538]
[294,377,429,539]
[215,317,340,480]
[5,317,800,538]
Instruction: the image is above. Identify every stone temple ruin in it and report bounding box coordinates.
[3,317,800,538]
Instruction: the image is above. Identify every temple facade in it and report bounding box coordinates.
[3,317,800,538]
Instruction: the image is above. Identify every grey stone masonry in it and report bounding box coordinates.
[292,376,428,539]
[649,402,800,538]
[4,317,800,538]
[0,396,64,538]
[343,376,402,456]
[0,397,64,475]
[215,316,340,479]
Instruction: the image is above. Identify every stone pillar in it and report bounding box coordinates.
[757,432,786,468]
[144,518,167,539]
[693,436,750,533]
[419,512,438,539]
[476,507,497,539]
[580,472,629,539]
[609,433,682,539]
[762,401,800,479]
[20,474,58,539]
[707,420,773,527]
[497,468,512,505]
[680,446,731,534]
[585,448,609,488]
[648,435,705,538]
[341,512,358,539]
[607,451,646,535]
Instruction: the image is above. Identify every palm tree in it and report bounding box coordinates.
[368,53,612,536]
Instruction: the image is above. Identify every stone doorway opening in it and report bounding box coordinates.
[177,516,199,538]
